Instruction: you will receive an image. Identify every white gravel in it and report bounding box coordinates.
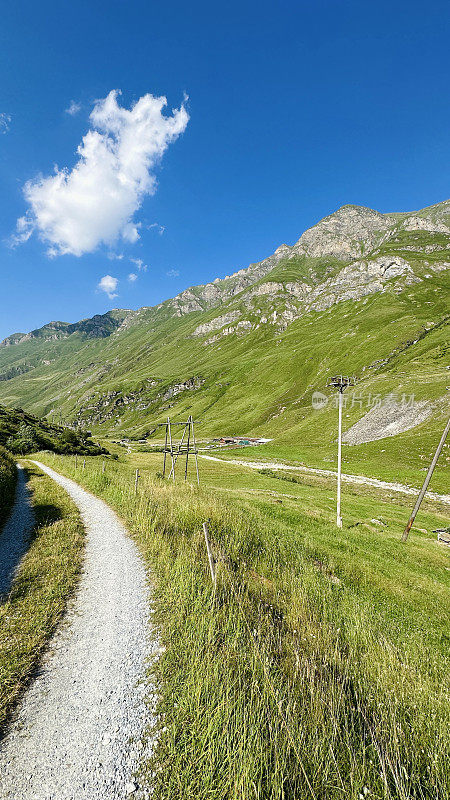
[200,454,450,505]
[0,460,157,800]
[0,465,34,596]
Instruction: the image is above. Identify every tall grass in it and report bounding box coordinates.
[39,453,450,799]
[0,445,17,528]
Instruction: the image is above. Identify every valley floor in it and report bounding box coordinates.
[31,449,450,800]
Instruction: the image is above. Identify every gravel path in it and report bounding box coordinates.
[200,454,450,505]
[0,465,34,596]
[0,461,157,800]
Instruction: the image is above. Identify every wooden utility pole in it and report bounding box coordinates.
[163,417,169,477]
[191,415,200,486]
[168,419,175,481]
[202,522,216,589]
[402,417,450,542]
[185,417,191,481]
[326,376,356,528]
[158,415,201,484]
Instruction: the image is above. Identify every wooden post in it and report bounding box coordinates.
[402,417,450,542]
[134,468,140,494]
[191,416,200,486]
[185,416,191,481]
[163,418,169,478]
[169,420,188,481]
[168,419,175,482]
[202,522,216,589]
[337,388,343,528]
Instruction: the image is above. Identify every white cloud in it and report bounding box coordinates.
[0,113,11,134]
[130,257,148,272]
[128,272,138,282]
[148,222,165,235]
[65,100,81,116]
[16,90,189,256]
[98,274,118,298]
[166,268,180,278]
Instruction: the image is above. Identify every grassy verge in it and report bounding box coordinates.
[0,445,17,528]
[37,453,450,800]
[0,462,84,728]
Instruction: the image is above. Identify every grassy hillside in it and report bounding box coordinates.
[0,405,107,456]
[0,202,448,488]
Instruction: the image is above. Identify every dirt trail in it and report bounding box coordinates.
[0,461,156,800]
[200,454,450,506]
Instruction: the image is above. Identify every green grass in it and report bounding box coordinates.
[0,462,85,729]
[36,451,450,799]
[0,445,17,527]
[0,212,448,498]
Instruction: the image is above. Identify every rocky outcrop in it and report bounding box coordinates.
[0,311,129,348]
[342,400,432,445]
[193,311,241,337]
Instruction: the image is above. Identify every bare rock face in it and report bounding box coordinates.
[342,400,432,445]
[290,205,396,260]
[193,311,241,337]
[401,216,450,234]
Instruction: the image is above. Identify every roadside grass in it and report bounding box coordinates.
[37,452,450,799]
[0,462,84,729]
[0,445,17,528]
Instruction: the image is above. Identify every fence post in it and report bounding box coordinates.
[83,458,86,470]
[134,468,140,494]
[75,454,78,469]
[202,522,216,590]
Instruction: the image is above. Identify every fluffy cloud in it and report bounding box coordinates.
[0,113,11,134]
[65,100,81,116]
[128,272,138,282]
[98,274,118,298]
[16,90,189,256]
[129,257,148,272]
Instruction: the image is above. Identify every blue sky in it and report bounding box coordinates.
[0,0,449,340]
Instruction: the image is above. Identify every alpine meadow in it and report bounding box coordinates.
[1,2,449,797]
[0,200,449,798]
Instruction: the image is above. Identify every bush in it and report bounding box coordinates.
[0,444,16,526]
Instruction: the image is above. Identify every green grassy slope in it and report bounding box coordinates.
[0,202,449,489]
[0,405,107,455]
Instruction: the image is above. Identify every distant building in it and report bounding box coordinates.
[214,435,271,445]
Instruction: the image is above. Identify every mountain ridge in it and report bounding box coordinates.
[3,199,449,348]
[0,197,448,488]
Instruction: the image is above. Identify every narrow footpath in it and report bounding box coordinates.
[0,461,156,800]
